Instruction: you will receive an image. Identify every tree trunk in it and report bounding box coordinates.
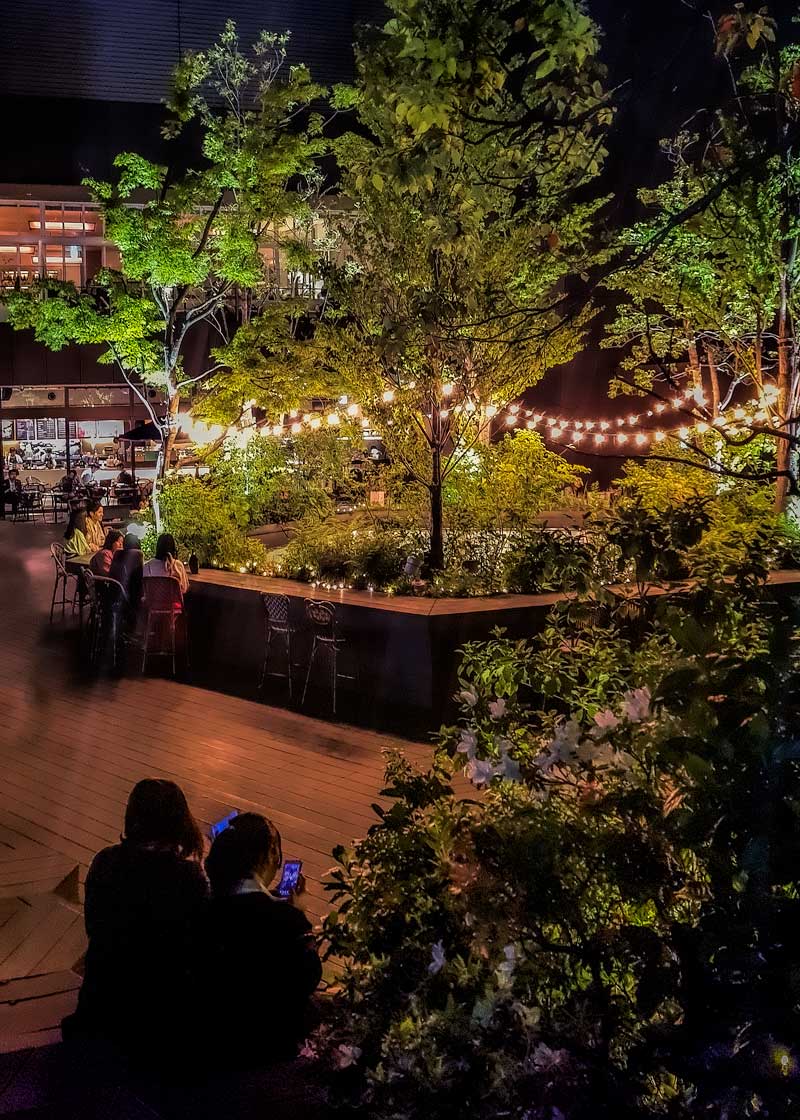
[161,389,182,478]
[775,273,794,513]
[706,346,720,416]
[429,480,444,571]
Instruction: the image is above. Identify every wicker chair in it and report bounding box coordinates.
[259,592,294,697]
[49,542,79,623]
[141,575,188,676]
[301,599,357,715]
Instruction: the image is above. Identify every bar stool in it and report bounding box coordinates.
[49,542,79,623]
[301,599,357,715]
[259,592,293,698]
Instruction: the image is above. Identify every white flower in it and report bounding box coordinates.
[495,748,521,783]
[488,698,507,720]
[530,1043,571,1073]
[465,757,496,787]
[536,719,581,772]
[456,730,478,759]
[428,940,446,975]
[458,687,479,708]
[593,708,620,732]
[496,943,519,984]
[333,1043,362,1069]
[622,686,651,723]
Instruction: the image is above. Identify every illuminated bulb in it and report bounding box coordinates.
[574,421,583,430]
[600,420,610,431]
[635,433,647,446]
[672,397,682,408]
[486,405,498,418]
[346,403,360,417]
[692,388,707,405]
[382,389,395,403]
[654,430,666,442]
[755,409,768,422]
[572,431,584,442]
[733,406,746,420]
[464,400,476,413]
[327,412,340,426]
[289,410,298,419]
[509,403,520,414]
[338,395,349,405]
[440,408,450,419]
[617,433,628,444]
[678,426,690,440]
[442,382,454,397]
[696,421,710,433]
[616,418,625,427]
[552,427,564,440]
[646,410,653,417]
[627,414,639,425]
[361,417,371,428]
[585,420,595,430]
[526,420,535,429]
[764,383,779,400]
[505,414,517,426]
[712,416,725,427]
[534,413,544,423]
[654,402,666,414]
[310,416,322,430]
[271,424,283,437]
[290,422,302,434]
[303,413,312,423]
[594,433,606,445]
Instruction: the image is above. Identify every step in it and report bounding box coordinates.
[0,972,81,1056]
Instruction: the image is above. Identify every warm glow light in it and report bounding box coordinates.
[310,417,322,430]
[627,414,639,425]
[382,389,395,403]
[678,427,690,440]
[696,421,710,433]
[572,431,584,442]
[672,397,682,408]
[594,433,605,445]
[692,388,707,405]
[600,421,610,431]
[29,220,96,231]
[654,402,666,413]
[346,403,359,417]
[654,430,666,442]
[441,382,454,397]
[505,414,517,426]
[486,404,498,418]
[509,403,519,414]
[291,422,302,434]
[440,408,450,419]
[271,424,283,437]
[617,433,628,444]
[635,433,647,447]
[327,412,340,426]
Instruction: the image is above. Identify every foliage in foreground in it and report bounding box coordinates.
[308,511,800,1118]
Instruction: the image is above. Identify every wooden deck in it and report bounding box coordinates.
[0,518,432,1055]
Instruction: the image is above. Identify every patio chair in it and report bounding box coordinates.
[141,575,188,676]
[87,572,129,670]
[259,592,293,698]
[49,541,79,623]
[300,599,358,715]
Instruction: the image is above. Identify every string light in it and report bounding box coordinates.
[617,433,628,444]
[310,416,322,430]
[327,413,340,426]
[486,405,498,418]
[635,433,647,447]
[654,430,666,442]
[442,382,454,397]
[382,389,395,403]
[346,403,360,417]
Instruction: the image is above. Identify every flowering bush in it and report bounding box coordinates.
[312,563,800,1118]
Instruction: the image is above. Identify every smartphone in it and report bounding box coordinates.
[276,859,303,898]
[209,808,239,840]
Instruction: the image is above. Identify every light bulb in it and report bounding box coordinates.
[509,403,519,414]
[585,420,595,430]
[654,430,666,442]
[442,382,454,397]
[696,421,710,433]
[617,433,628,444]
[594,433,606,445]
[627,414,639,425]
[291,422,302,434]
[635,433,647,446]
[382,389,395,403]
[678,427,690,440]
[654,402,666,413]
[347,403,360,417]
[505,414,517,426]
[572,431,584,442]
[310,417,322,430]
[440,408,450,419]
[271,424,283,437]
[600,420,610,431]
[486,404,498,418]
[327,413,340,426]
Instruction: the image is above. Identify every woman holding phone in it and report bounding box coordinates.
[202,812,322,1066]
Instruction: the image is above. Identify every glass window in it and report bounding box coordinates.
[56,419,79,439]
[15,419,34,440]
[68,386,130,407]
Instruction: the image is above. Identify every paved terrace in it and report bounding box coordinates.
[0,518,430,1061]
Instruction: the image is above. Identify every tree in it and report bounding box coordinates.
[280,0,612,568]
[604,4,800,513]
[6,22,324,524]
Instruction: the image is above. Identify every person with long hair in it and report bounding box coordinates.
[143,532,189,595]
[89,528,124,576]
[84,498,105,551]
[109,531,144,614]
[202,813,322,1066]
[64,779,208,1054]
[63,508,90,557]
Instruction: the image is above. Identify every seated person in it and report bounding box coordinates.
[84,499,106,551]
[116,468,134,488]
[143,533,189,595]
[202,813,322,1068]
[63,509,91,557]
[90,529,124,575]
[64,779,208,1056]
[60,468,79,494]
[3,469,23,514]
[109,532,144,614]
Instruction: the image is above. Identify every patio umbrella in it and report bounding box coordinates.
[118,420,163,481]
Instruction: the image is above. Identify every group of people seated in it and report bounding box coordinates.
[63,779,321,1070]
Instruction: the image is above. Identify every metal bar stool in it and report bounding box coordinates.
[259,593,293,698]
[49,542,79,623]
[301,598,358,715]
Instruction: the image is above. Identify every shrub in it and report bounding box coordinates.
[143,476,267,572]
[274,515,427,590]
[311,546,800,1119]
[503,527,602,593]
